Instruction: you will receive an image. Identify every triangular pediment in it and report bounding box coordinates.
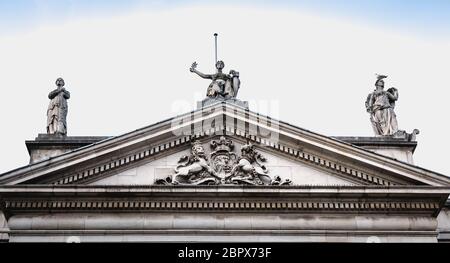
[89,138,357,186]
[0,102,449,187]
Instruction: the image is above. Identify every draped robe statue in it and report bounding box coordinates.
[365,75,399,136]
[46,78,70,135]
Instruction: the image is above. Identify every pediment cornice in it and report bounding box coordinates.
[0,102,449,186]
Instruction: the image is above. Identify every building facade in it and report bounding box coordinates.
[1,76,450,242]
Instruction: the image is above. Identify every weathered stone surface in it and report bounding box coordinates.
[8,232,437,243]
[91,148,190,185]
[197,97,249,109]
[1,184,448,242]
[26,134,110,164]
[7,213,439,242]
[46,78,70,135]
[437,204,450,242]
[154,138,292,186]
[0,211,9,242]
[365,75,399,136]
[190,61,240,100]
[91,140,352,186]
[0,91,448,243]
[8,213,436,231]
[334,136,417,164]
[3,103,447,187]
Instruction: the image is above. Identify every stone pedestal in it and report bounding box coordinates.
[197,97,249,109]
[334,135,418,164]
[25,134,110,164]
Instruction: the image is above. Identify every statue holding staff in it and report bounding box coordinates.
[189,34,241,100]
[190,60,240,99]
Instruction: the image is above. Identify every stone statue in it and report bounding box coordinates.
[46,78,70,135]
[190,61,240,99]
[229,70,240,98]
[228,142,271,185]
[171,141,217,185]
[365,75,399,136]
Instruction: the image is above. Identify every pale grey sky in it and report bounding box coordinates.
[0,4,449,176]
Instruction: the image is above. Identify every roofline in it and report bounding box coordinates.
[0,101,449,185]
[0,184,449,196]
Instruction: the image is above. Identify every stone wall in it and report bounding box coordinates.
[0,211,8,242]
[7,213,438,242]
[437,206,450,242]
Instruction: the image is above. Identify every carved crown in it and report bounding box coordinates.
[190,140,205,155]
[210,136,234,153]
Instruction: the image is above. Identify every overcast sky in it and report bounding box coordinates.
[0,1,449,177]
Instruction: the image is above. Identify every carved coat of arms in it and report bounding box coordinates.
[156,136,292,186]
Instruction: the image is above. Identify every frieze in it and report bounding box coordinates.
[2,199,440,214]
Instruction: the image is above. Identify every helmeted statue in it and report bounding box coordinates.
[190,61,240,99]
[46,78,70,135]
[365,75,399,136]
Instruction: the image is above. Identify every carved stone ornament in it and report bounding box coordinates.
[365,74,420,140]
[365,74,399,136]
[190,61,240,100]
[155,137,292,186]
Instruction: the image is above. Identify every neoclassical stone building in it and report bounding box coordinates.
[0,71,449,242]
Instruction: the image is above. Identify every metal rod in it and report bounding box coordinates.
[214,33,218,65]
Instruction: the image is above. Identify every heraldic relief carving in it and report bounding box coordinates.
[156,137,292,186]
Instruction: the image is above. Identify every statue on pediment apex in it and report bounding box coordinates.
[190,61,240,99]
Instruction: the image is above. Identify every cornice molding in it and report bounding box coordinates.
[2,199,440,215]
[0,185,448,217]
